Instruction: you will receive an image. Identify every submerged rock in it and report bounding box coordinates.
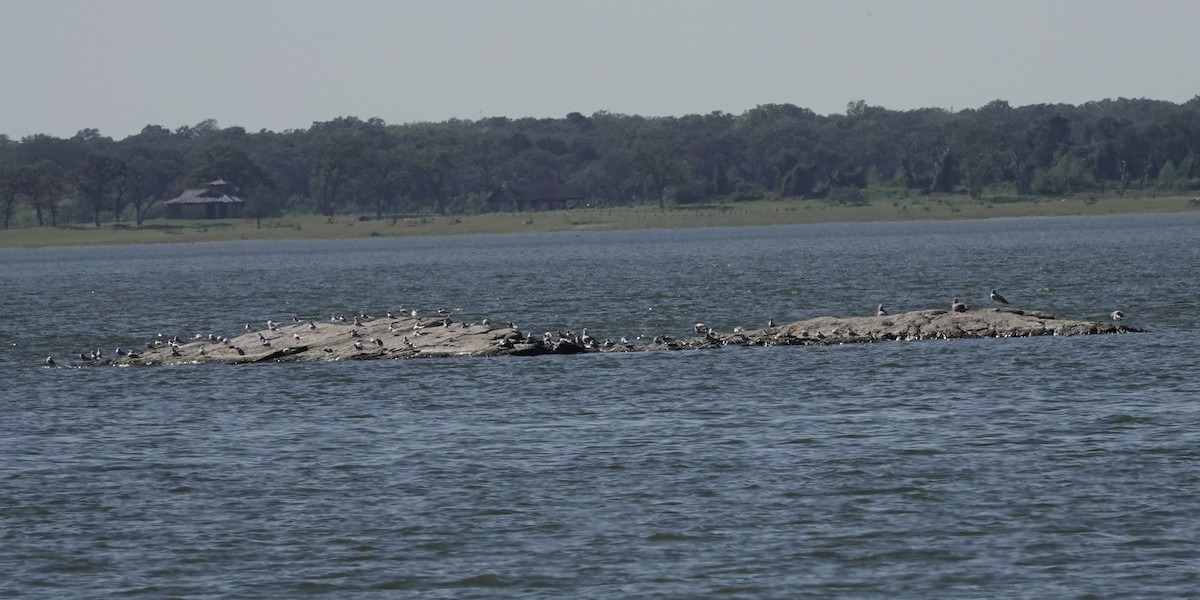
[86,306,1142,367]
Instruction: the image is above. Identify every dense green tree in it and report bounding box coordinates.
[17,160,64,226]
[305,129,367,218]
[0,165,18,229]
[73,152,128,226]
[633,120,687,209]
[125,148,182,225]
[4,97,1200,228]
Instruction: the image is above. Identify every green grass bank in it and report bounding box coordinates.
[2,194,1197,249]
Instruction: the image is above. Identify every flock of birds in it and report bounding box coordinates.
[43,291,1129,367]
[45,306,534,367]
[875,288,1125,322]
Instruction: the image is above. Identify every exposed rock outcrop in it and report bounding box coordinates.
[79,307,1142,367]
[711,307,1139,347]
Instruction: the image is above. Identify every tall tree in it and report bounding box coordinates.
[17,160,64,226]
[304,133,368,218]
[633,120,686,209]
[126,149,183,225]
[0,165,18,229]
[73,153,128,226]
[355,145,408,219]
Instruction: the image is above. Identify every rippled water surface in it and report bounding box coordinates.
[2,215,1199,598]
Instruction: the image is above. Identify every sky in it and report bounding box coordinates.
[2,0,1197,140]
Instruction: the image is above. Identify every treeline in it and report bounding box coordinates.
[3,97,1200,228]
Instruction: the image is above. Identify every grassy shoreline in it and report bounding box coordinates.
[2,193,1198,249]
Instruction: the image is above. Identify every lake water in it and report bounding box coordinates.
[2,214,1199,598]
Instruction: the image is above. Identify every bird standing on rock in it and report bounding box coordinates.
[876,304,887,316]
[952,298,968,312]
[990,289,1010,305]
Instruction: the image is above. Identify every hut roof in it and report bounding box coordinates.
[496,182,585,202]
[163,180,246,205]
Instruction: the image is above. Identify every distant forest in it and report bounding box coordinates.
[3,97,1200,228]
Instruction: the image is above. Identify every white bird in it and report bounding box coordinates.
[876,304,887,316]
[45,355,55,367]
[990,289,1010,304]
[353,340,364,351]
[1111,310,1125,321]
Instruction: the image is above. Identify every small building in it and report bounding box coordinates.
[163,179,245,219]
[485,182,586,212]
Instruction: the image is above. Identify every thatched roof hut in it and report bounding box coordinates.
[163,180,245,219]
[485,182,586,212]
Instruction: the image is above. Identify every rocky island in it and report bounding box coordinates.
[63,305,1142,367]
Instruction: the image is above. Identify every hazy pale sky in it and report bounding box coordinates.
[2,0,1197,140]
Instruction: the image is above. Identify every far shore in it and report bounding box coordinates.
[2,193,1198,250]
